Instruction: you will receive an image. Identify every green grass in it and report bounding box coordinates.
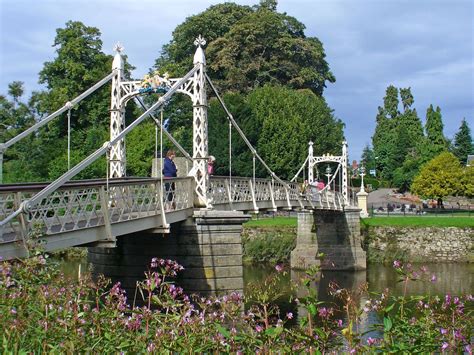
[362,216,474,228]
[244,216,297,228]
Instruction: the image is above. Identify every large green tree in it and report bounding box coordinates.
[207,85,344,179]
[424,104,448,158]
[411,152,464,207]
[372,85,427,188]
[0,84,39,182]
[452,118,473,165]
[155,0,335,95]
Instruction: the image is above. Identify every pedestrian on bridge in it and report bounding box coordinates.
[208,155,216,176]
[163,150,177,210]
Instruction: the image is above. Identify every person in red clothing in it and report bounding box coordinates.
[207,155,216,175]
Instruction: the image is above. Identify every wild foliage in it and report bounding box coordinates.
[1,255,472,353]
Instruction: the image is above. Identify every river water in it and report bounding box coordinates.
[61,258,473,303]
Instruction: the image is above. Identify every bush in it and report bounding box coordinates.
[242,229,296,264]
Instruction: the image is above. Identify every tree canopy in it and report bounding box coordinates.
[411,152,464,204]
[452,118,473,165]
[155,1,335,95]
[207,85,344,179]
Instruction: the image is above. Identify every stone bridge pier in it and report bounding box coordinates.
[291,208,366,270]
[88,210,249,298]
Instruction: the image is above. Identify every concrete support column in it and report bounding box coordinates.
[291,211,320,269]
[175,210,249,295]
[357,190,369,218]
[314,208,366,270]
[88,210,249,299]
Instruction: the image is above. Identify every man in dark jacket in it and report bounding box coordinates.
[163,150,177,209]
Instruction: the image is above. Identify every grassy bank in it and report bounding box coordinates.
[244,216,297,228]
[362,216,474,228]
[243,217,296,264]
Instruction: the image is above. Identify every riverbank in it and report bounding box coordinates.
[243,216,474,265]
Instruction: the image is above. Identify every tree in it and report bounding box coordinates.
[462,166,474,197]
[424,104,447,158]
[360,144,375,172]
[452,118,473,165]
[154,3,253,76]
[372,86,399,180]
[36,20,113,133]
[156,1,335,95]
[248,85,343,179]
[411,152,464,207]
[372,85,427,188]
[7,81,24,107]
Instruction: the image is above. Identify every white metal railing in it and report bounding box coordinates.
[1,176,348,244]
[0,177,193,243]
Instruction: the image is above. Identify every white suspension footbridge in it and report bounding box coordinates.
[0,37,357,261]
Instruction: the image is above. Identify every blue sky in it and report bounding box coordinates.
[0,0,472,162]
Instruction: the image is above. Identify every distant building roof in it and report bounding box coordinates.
[467,155,474,167]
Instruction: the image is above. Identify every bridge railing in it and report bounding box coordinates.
[208,176,347,211]
[0,177,194,243]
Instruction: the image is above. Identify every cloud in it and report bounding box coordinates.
[1,0,472,162]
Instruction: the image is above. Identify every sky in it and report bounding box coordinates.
[0,0,473,162]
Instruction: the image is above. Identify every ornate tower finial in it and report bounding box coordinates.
[193,35,206,65]
[113,42,124,53]
[194,35,207,48]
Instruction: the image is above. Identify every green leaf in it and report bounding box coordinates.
[215,323,231,338]
[383,316,393,332]
[308,303,317,316]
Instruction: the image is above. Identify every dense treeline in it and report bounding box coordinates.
[0,0,343,183]
[361,85,473,197]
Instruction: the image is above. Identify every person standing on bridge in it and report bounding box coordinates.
[207,155,216,176]
[163,150,177,210]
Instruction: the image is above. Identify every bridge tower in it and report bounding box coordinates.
[191,36,209,207]
[308,141,314,184]
[308,140,349,206]
[109,44,126,178]
[107,38,209,206]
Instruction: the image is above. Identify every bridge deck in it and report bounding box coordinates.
[0,176,349,260]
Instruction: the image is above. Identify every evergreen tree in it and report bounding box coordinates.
[360,144,375,172]
[424,104,447,158]
[452,118,473,165]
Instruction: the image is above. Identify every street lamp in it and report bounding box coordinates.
[360,165,366,193]
[325,165,332,191]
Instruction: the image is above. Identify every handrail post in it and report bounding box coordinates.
[225,179,234,210]
[284,186,292,209]
[268,181,276,211]
[249,179,259,212]
[157,179,169,230]
[13,192,28,252]
[99,186,114,243]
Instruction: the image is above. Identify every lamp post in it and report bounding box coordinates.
[360,165,366,193]
[357,165,369,218]
[325,165,332,191]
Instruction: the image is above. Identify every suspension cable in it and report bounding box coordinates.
[67,105,71,171]
[252,154,256,188]
[3,72,114,151]
[155,125,158,161]
[134,97,192,162]
[106,149,110,192]
[229,121,232,186]
[160,108,164,196]
[205,74,287,186]
[290,156,309,182]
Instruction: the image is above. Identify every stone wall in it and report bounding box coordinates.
[364,226,474,263]
[291,208,367,271]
